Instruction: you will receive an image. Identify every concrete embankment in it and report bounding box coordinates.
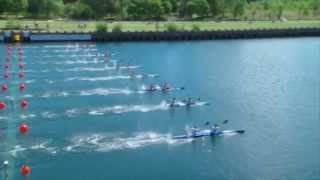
[1,28,319,43]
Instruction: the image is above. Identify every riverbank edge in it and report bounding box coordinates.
[1,27,320,43]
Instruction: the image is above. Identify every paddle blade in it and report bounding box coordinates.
[223,120,229,124]
[235,130,245,134]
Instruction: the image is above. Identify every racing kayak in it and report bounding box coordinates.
[143,86,185,92]
[167,101,210,107]
[172,129,245,139]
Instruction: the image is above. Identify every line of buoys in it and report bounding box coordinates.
[18,46,32,177]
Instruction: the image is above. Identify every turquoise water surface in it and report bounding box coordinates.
[0,38,320,180]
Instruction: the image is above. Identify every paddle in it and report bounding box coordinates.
[222,120,229,124]
[205,120,228,126]
[235,130,245,134]
[204,120,229,126]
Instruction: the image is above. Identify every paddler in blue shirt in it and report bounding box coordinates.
[191,126,199,137]
[210,124,220,136]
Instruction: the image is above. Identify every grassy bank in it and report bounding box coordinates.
[0,20,319,32]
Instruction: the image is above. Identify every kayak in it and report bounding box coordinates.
[143,86,185,92]
[172,129,245,139]
[167,101,210,107]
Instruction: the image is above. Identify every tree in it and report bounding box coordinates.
[127,0,164,19]
[168,0,178,13]
[27,0,46,17]
[161,0,172,15]
[6,0,28,14]
[146,0,164,18]
[179,0,188,17]
[310,0,320,15]
[187,0,209,17]
[46,0,64,17]
[207,0,223,16]
[127,0,146,18]
[276,3,284,20]
[66,2,95,19]
[82,0,117,17]
[249,3,258,20]
[233,0,246,18]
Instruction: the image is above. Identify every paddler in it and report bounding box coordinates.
[169,98,176,107]
[148,84,156,91]
[191,126,199,137]
[210,124,220,136]
[186,98,195,107]
[161,82,170,91]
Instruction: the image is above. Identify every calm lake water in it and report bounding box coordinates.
[0,38,319,180]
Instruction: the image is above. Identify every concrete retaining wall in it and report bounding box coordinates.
[1,28,319,43]
[91,28,320,42]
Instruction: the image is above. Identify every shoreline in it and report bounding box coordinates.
[1,27,320,43]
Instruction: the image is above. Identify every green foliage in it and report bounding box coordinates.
[82,0,117,16]
[46,0,64,17]
[187,0,210,17]
[27,0,46,17]
[232,0,246,18]
[127,0,164,19]
[147,0,164,18]
[5,19,22,29]
[310,0,320,15]
[112,24,123,32]
[66,3,95,19]
[95,23,108,32]
[165,23,179,32]
[191,24,201,31]
[0,0,318,20]
[207,0,223,16]
[6,0,28,14]
[161,0,172,14]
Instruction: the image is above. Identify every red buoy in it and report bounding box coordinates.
[19,123,29,134]
[3,72,9,79]
[18,72,25,79]
[2,84,8,92]
[19,63,24,69]
[21,165,31,176]
[20,100,28,109]
[0,102,6,110]
[19,83,26,91]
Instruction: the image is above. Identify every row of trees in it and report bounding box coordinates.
[0,0,319,20]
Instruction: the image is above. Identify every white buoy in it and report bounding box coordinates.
[3,160,8,166]
[3,160,9,179]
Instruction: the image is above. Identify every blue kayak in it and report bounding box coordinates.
[172,129,245,139]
